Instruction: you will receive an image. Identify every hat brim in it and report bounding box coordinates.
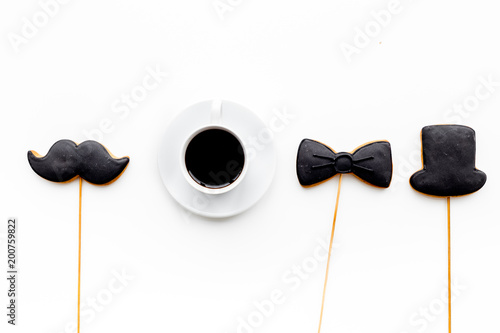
[410,168,487,197]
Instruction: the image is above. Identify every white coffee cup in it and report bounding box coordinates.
[180,100,248,195]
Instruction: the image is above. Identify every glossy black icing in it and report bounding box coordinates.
[28,140,129,185]
[410,125,486,197]
[296,139,393,188]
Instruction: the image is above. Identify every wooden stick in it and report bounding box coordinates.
[78,178,83,333]
[318,174,343,333]
[447,197,451,333]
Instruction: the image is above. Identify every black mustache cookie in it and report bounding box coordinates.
[28,140,130,185]
[28,139,130,333]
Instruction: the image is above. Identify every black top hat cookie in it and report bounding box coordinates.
[410,125,487,197]
[409,124,486,333]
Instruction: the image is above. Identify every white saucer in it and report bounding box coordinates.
[158,100,276,218]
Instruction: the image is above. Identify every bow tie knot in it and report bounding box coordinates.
[297,139,393,188]
[312,152,376,174]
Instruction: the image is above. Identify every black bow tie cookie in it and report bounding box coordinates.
[295,137,392,333]
[297,139,393,188]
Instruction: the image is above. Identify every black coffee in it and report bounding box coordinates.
[185,129,245,189]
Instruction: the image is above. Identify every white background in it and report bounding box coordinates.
[1,0,499,333]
